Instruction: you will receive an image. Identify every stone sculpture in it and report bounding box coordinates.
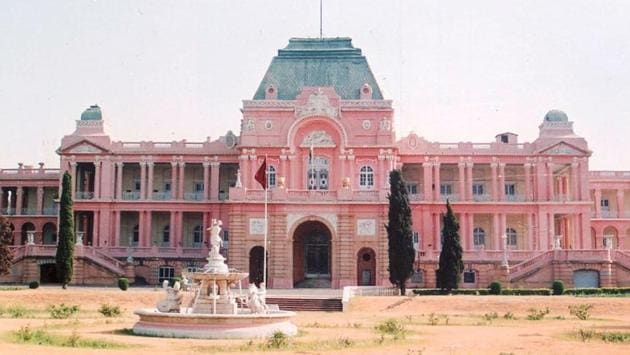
[247,284,268,314]
[157,281,183,313]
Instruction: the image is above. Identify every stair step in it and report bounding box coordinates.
[264,297,342,312]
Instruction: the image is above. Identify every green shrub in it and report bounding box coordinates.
[552,280,564,295]
[266,331,289,349]
[98,303,122,317]
[600,331,630,343]
[489,281,502,295]
[569,304,593,320]
[375,319,407,339]
[49,304,80,319]
[412,288,489,296]
[28,281,40,289]
[501,288,552,296]
[117,278,129,291]
[7,305,29,318]
[526,307,550,320]
[577,328,595,342]
[564,287,630,296]
[503,312,517,320]
[482,312,498,322]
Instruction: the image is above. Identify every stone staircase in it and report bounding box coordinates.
[614,250,630,271]
[508,251,554,282]
[265,296,343,312]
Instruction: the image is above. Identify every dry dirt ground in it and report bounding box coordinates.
[0,287,629,354]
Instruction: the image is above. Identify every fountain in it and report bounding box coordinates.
[133,219,297,339]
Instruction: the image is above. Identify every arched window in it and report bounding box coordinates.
[132,224,139,246]
[162,225,170,246]
[267,166,276,187]
[506,228,517,246]
[359,166,374,189]
[193,225,203,247]
[473,227,485,247]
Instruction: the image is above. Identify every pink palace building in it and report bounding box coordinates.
[2,37,630,289]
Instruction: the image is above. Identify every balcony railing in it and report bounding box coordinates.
[75,191,94,200]
[184,192,204,201]
[122,191,140,200]
[440,193,459,202]
[43,207,58,215]
[20,208,38,215]
[504,194,525,202]
[472,194,491,202]
[152,192,172,200]
[408,193,424,201]
[0,208,15,215]
[600,210,617,218]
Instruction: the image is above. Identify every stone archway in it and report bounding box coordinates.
[603,226,619,249]
[42,222,57,245]
[21,222,36,245]
[356,247,376,286]
[293,220,332,288]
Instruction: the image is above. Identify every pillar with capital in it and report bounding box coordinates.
[170,161,178,200]
[15,187,23,215]
[524,162,532,201]
[147,161,154,200]
[178,161,186,200]
[547,160,555,201]
[70,161,78,197]
[422,162,432,201]
[210,161,220,200]
[139,161,147,200]
[93,158,101,199]
[36,185,44,215]
[594,189,602,218]
[433,162,441,201]
[616,189,625,219]
[498,163,506,201]
[465,161,473,201]
[490,162,498,201]
[116,162,124,200]
[458,162,465,201]
[202,161,210,200]
[570,161,579,201]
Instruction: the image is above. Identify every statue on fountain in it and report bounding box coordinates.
[157,280,183,313]
[247,284,268,314]
[204,219,229,273]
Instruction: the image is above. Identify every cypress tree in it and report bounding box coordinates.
[385,169,415,295]
[55,171,75,289]
[437,200,464,292]
[0,216,14,275]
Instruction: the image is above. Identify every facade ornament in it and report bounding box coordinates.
[301,130,335,147]
[277,176,285,189]
[379,117,391,131]
[342,176,351,189]
[235,169,243,188]
[552,235,562,250]
[157,280,183,313]
[295,89,339,118]
[75,231,84,246]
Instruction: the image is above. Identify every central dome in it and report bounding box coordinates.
[544,109,568,122]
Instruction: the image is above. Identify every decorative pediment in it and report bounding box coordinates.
[295,89,339,119]
[539,142,588,156]
[300,130,335,147]
[66,141,107,154]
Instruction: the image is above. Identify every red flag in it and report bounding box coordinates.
[255,158,267,189]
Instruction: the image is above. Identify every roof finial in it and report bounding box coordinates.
[319,0,323,38]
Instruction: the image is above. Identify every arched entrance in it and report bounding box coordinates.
[293,221,331,288]
[357,248,376,286]
[249,246,268,287]
[40,263,59,283]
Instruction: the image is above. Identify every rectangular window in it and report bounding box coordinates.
[504,183,516,196]
[194,182,204,192]
[412,231,420,244]
[164,181,172,192]
[472,183,484,195]
[158,266,175,283]
[407,183,418,195]
[440,184,452,195]
[134,179,141,191]
[600,199,609,209]
[463,271,476,283]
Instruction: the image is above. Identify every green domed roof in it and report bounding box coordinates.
[81,105,102,120]
[254,37,383,100]
[544,109,568,122]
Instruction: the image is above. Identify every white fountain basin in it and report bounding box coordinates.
[133,308,297,339]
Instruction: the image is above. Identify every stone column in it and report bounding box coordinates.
[492,213,500,250]
[249,154,257,190]
[490,162,498,201]
[579,158,590,201]
[139,161,147,200]
[138,211,145,247]
[433,213,441,251]
[460,212,468,250]
[280,154,288,188]
[239,153,249,189]
[348,154,356,190]
[210,162,220,200]
[170,162,178,200]
[70,161,77,197]
[498,163,506,201]
[178,162,186,200]
[547,212,554,250]
[116,162,124,200]
[377,155,385,190]
[467,213,474,250]
[594,189,602,218]
[175,211,183,249]
[423,162,433,201]
[570,162,579,202]
[202,161,210,200]
[93,159,101,199]
[92,210,99,246]
[15,187,23,215]
[169,212,176,247]
[499,213,507,249]
[547,160,555,201]
[147,162,154,200]
[458,162,466,201]
[36,186,44,215]
[616,190,625,218]
[527,213,534,250]
[524,163,532,201]
[465,162,473,201]
[145,211,152,247]
[433,162,441,201]
[114,210,121,247]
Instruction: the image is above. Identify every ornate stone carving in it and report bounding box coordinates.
[287,213,337,234]
[249,218,266,235]
[542,143,584,155]
[301,130,335,147]
[295,89,339,118]
[357,219,376,236]
[69,143,102,154]
[380,118,391,131]
[362,120,371,130]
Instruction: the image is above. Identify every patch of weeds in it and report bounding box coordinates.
[526,307,550,320]
[0,287,24,291]
[569,304,593,320]
[482,312,498,322]
[266,331,290,349]
[503,312,517,320]
[337,337,353,348]
[375,319,407,340]
[113,328,135,336]
[304,321,322,328]
[600,331,630,343]
[7,305,30,318]
[553,315,566,320]
[12,324,136,349]
[98,303,122,317]
[14,324,53,344]
[49,304,80,319]
[428,313,440,326]
[577,328,595,342]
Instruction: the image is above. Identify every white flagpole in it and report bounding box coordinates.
[262,155,268,287]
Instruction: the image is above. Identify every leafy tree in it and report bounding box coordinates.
[437,201,464,292]
[0,216,14,275]
[55,172,75,288]
[385,169,415,295]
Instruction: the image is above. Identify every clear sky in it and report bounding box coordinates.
[1,1,628,170]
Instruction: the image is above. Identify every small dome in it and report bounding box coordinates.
[544,109,568,122]
[80,105,102,120]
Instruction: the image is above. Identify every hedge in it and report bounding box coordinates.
[412,287,630,296]
[412,288,489,296]
[564,287,630,296]
[500,288,552,296]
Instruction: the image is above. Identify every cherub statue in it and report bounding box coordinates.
[157,281,183,313]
